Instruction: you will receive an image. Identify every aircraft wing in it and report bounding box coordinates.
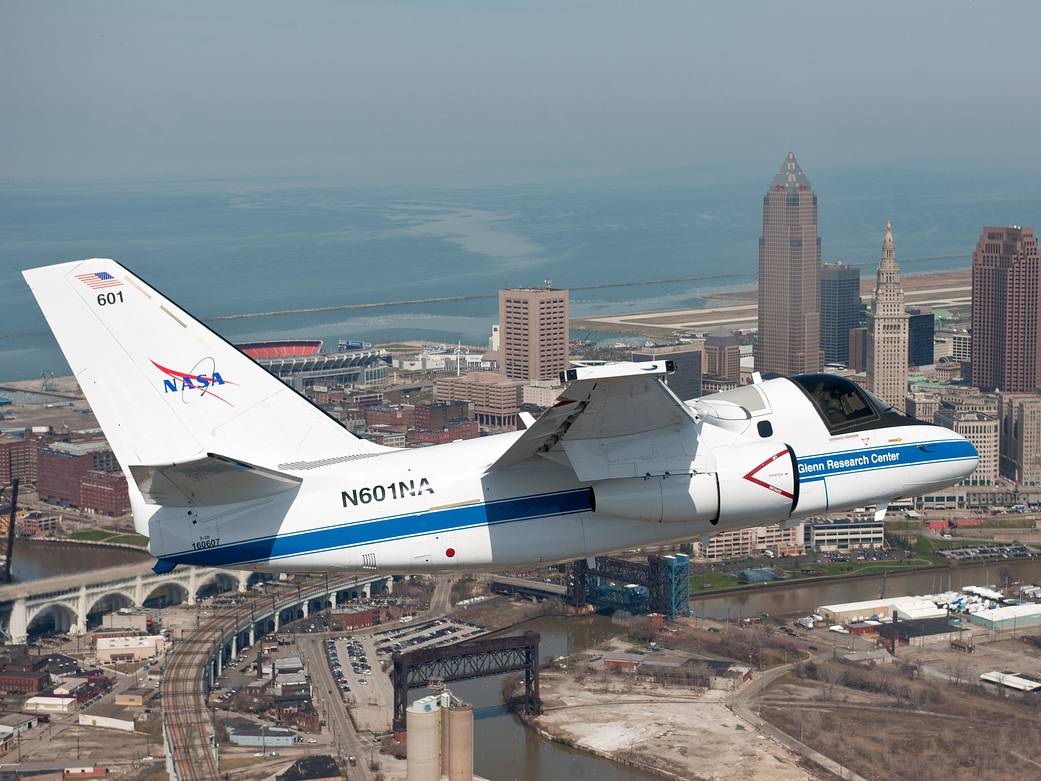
[491,361,703,481]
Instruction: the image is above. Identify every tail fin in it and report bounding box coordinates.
[23,259,380,488]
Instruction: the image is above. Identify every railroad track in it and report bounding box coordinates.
[161,575,375,780]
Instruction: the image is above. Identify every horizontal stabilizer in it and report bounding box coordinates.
[129,453,302,507]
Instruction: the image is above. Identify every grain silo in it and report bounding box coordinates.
[406,689,474,781]
[444,700,474,781]
[406,695,441,781]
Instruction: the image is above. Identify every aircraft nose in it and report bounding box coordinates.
[936,429,974,483]
[955,432,980,481]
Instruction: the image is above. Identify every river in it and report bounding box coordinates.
[691,558,1041,621]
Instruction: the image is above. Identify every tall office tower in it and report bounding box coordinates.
[848,327,868,372]
[906,306,935,367]
[819,263,861,365]
[632,343,703,400]
[867,222,909,412]
[756,151,822,376]
[498,286,569,382]
[971,226,1041,392]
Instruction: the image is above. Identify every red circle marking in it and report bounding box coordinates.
[445,548,456,558]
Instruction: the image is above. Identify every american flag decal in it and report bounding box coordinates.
[75,271,122,289]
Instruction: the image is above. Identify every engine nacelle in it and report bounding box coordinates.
[591,439,797,526]
[593,472,719,523]
[714,439,798,528]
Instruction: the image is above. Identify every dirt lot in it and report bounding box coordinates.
[757,654,1041,781]
[527,665,814,781]
[451,593,571,630]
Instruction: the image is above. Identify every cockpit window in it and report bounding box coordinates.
[796,375,876,428]
[790,373,922,434]
[862,387,894,413]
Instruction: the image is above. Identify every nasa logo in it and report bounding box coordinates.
[151,358,236,406]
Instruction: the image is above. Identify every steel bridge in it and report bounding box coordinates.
[567,553,690,619]
[391,632,541,733]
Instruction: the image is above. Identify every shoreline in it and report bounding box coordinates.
[573,266,971,338]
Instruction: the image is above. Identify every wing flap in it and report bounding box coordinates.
[491,361,703,480]
[129,453,302,507]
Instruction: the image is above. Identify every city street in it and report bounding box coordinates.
[298,635,375,779]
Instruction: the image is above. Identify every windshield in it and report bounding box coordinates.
[790,373,923,433]
[793,374,876,428]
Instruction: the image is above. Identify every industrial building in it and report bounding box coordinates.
[0,713,38,739]
[78,705,136,732]
[406,690,474,781]
[0,670,49,694]
[980,671,1041,692]
[818,596,947,624]
[94,635,166,663]
[225,718,299,748]
[874,617,967,648]
[968,603,1041,632]
[24,696,77,714]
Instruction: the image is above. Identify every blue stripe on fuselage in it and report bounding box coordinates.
[163,488,594,568]
[796,439,976,483]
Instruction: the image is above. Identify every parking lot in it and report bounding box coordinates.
[373,618,484,658]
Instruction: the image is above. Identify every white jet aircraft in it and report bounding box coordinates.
[24,259,978,575]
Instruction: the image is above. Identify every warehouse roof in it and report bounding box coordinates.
[971,603,1041,621]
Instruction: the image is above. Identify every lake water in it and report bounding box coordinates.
[3,162,1041,380]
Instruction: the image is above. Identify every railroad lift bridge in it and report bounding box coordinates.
[392,632,541,736]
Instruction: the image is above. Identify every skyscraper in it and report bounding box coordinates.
[971,226,1041,393]
[498,286,569,382]
[819,262,860,365]
[906,305,935,367]
[867,222,909,412]
[756,151,821,376]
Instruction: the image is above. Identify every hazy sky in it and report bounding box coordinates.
[4,0,1040,183]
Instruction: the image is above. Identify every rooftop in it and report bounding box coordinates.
[85,703,135,720]
[276,755,340,781]
[769,150,812,192]
[45,440,110,456]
